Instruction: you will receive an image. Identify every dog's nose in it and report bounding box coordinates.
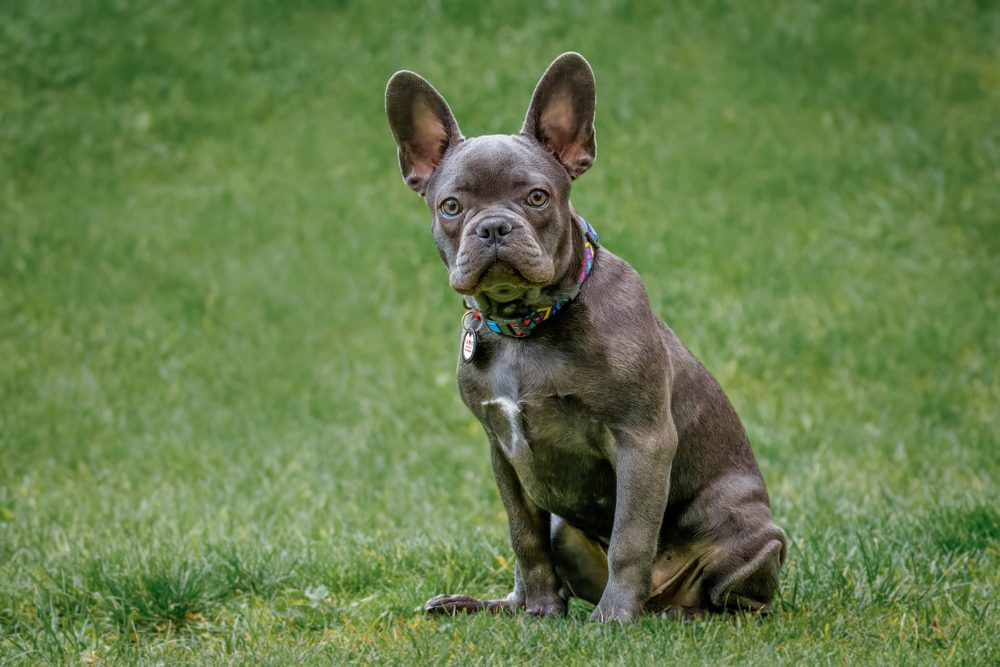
[476,217,512,242]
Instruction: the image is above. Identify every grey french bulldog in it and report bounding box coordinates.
[385,52,787,622]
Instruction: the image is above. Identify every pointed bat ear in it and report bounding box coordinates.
[521,52,596,179]
[385,71,463,195]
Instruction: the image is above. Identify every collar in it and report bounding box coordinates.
[464,216,599,338]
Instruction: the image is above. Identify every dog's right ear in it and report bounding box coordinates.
[385,71,463,195]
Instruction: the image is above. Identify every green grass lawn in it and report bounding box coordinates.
[1,0,998,663]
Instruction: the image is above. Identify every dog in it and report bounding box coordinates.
[385,53,787,622]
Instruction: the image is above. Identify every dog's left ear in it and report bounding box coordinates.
[521,52,596,179]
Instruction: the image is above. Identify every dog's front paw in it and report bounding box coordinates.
[590,590,643,623]
[524,593,567,618]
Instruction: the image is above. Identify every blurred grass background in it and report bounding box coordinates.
[1,0,998,663]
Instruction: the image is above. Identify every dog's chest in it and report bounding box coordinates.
[459,345,617,526]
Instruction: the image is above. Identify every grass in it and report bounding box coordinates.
[1,0,998,663]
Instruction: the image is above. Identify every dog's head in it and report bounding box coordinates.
[386,53,596,306]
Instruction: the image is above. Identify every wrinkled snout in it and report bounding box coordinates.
[448,213,555,296]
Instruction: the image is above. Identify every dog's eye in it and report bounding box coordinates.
[439,198,463,217]
[526,189,549,208]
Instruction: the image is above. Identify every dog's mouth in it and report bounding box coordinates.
[450,238,556,299]
[476,262,533,301]
[451,258,532,299]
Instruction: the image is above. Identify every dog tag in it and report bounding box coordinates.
[461,327,477,362]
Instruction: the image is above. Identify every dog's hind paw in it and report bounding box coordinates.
[425,594,514,615]
[661,606,707,621]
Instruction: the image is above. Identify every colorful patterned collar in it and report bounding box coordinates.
[464,216,599,338]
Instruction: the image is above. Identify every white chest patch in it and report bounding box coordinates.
[481,397,529,459]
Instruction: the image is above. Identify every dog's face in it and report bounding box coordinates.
[386,53,597,304]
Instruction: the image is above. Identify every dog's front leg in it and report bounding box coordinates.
[489,441,566,617]
[592,423,677,622]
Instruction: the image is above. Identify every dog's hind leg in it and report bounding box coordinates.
[429,515,607,614]
[425,565,526,615]
[424,593,522,614]
[707,531,787,613]
[550,515,608,605]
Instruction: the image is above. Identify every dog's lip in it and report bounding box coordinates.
[451,258,536,295]
[479,281,528,302]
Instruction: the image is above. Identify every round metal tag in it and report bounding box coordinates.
[461,328,477,362]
